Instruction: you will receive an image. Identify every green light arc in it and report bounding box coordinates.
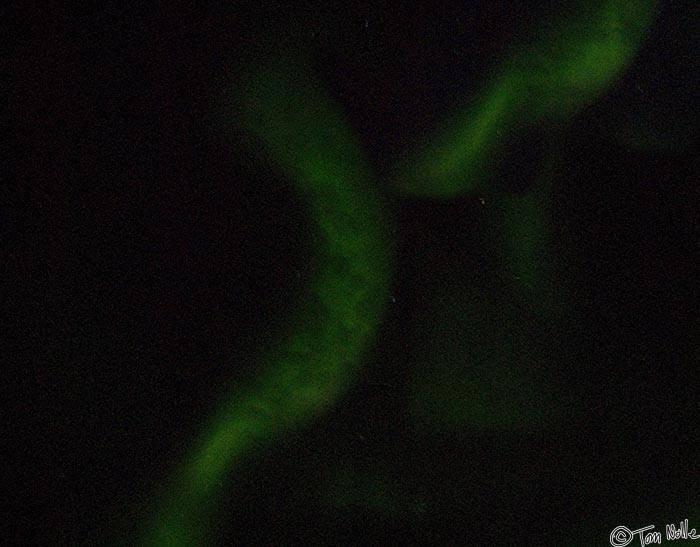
[390,0,657,198]
[139,57,393,546]
[131,1,660,543]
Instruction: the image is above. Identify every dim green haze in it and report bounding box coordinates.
[392,0,657,198]
[132,1,661,543]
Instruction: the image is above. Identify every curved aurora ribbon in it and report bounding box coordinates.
[140,57,392,546]
[391,0,657,198]
[137,2,660,541]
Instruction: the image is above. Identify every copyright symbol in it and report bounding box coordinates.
[610,525,634,547]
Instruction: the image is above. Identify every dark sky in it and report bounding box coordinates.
[7,2,700,545]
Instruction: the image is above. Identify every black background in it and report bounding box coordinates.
[7,1,700,545]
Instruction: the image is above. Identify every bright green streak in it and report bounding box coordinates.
[393,0,656,198]
[141,58,391,546]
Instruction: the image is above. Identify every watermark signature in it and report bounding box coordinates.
[611,520,700,546]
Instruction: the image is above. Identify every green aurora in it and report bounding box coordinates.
[136,1,658,543]
[140,58,392,546]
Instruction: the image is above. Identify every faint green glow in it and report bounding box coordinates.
[412,337,551,433]
[393,0,656,198]
[140,57,392,546]
[488,156,565,306]
[410,272,562,432]
[320,461,429,518]
[503,191,546,291]
[399,77,518,197]
[510,0,656,119]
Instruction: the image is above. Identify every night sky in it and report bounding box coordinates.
[7,2,700,545]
